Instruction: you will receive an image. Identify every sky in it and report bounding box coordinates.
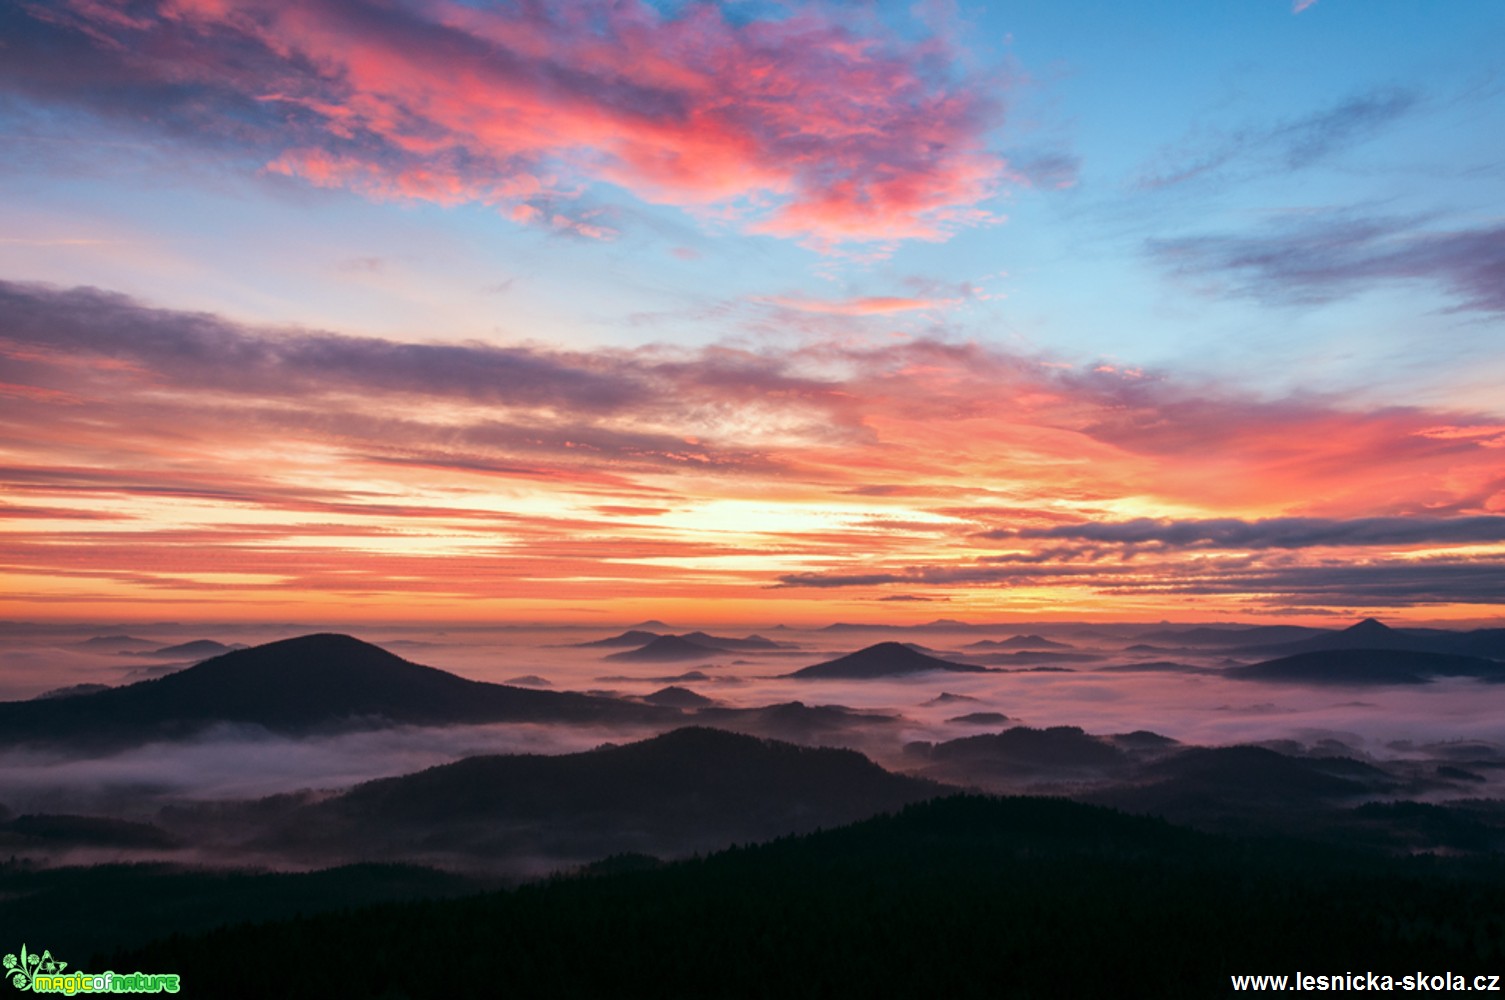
[1,0,1503,626]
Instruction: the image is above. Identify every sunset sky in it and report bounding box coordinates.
[2,0,1503,625]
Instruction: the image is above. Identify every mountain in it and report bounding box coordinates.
[971,650,1100,666]
[0,634,673,748]
[923,692,978,705]
[1240,618,1504,659]
[603,635,723,662]
[643,685,715,708]
[1132,624,1328,646]
[819,619,987,633]
[692,701,902,745]
[138,639,242,658]
[1227,648,1505,685]
[231,728,941,866]
[1098,660,1217,675]
[1451,628,1505,659]
[1089,746,1397,829]
[32,682,113,700]
[2,813,180,851]
[1135,745,1390,801]
[113,795,1505,998]
[75,635,160,651]
[596,669,711,683]
[573,630,663,648]
[680,631,783,651]
[966,634,1070,650]
[786,642,992,679]
[905,725,1130,788]
[946,712,1010,725]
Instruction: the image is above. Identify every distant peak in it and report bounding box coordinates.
[1345,618,1391,633]
[261,632,373,649]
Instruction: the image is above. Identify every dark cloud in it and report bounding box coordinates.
[1148,213,1505,313]
[0,4,294,149]
[775,555,1505,608]
[987,516,1505,550]
[774,565,1099,589]
[0,280,650,411]
[1110,559,1505,607]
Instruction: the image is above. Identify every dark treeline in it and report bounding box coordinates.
[0,862,491,961]
[109,795,1505,999]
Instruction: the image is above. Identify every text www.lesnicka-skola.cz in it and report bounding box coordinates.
[1230,973,1502,992]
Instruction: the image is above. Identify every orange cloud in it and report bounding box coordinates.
[3,281,1503,621]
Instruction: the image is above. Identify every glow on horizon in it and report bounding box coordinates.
[1,0,1503,627]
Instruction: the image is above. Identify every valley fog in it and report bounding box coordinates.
[4,621,1504,814]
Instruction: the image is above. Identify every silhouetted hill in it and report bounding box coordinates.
[1134,624,1327,646]
[137,639,241,658]
[1099,660,1216,675]
[945,712,1010,725]
[818,619,988,634]
[592,631,785,654]
[691,701,902,746]
[1452,628,1505,659]
[573,630,662,648]
[1243,618,1505,659]
[0,634,672,748]
[237,728,941,866]
[923,692,978,705]
[112,795,1505,998]
[1228,648,1504,685]
[1142,746,1390,799]
[603,635,722,662]
[75,635,159,651]
[966,634,1070,650]
[787,642,991,679]
[1109,730,1181,751]
[5,862,488,961]
[905,725,1130,788]
[680,631,782,651]
[643,685,714,708]
[1089,745,1399,832]
[597,669,710,683]
[1,814,180,850]
[972,649,1101,665]
[32,683,112,700]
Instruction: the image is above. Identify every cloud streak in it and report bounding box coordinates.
[1135,89,1417,190]
[1149,213,1505,313]
[3,280,1503,618]
[989,516,1505,550]
[776,557,1505,609]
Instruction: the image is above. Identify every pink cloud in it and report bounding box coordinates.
[766,295,960,316]
[7,281,1504,615]
[38,0,1006,250]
